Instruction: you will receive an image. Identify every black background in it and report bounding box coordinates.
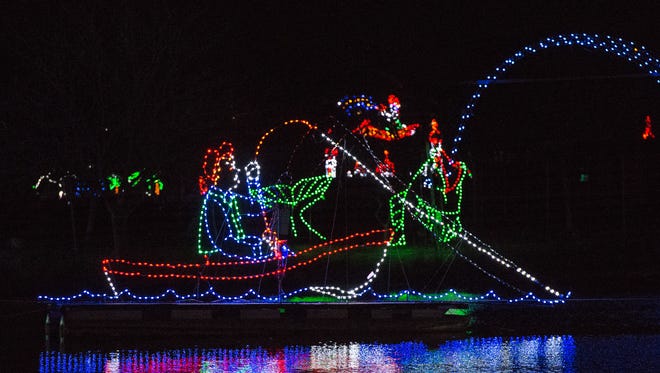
[1,1,659,297]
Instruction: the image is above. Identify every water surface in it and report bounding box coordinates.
[38,334,660,372]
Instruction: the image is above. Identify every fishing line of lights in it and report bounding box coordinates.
[251,120,322,234]
[450,33,660,156]
[254,119,317,158]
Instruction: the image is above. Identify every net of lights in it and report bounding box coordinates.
[449,33,660,156]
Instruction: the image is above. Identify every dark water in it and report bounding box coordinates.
[36,334,660,372]
[2,301,659,372]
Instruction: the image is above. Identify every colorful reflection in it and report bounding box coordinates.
[39,335,578,372]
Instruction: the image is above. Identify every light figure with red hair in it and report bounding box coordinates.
[351,94,419,141]
[428,118,443,155]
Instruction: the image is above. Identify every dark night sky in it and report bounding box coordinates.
[1,1,660,295]
[3,1,660,158]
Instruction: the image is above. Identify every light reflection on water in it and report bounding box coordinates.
[38,335,660,372]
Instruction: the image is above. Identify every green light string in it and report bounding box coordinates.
[389,157,471,246]
[258,175,333,240]
[107,174,121,192]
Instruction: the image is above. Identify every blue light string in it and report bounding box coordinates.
[451,33,660,156]
[337,94,380,117]
[37,286,567,305]
[199,186,272,260]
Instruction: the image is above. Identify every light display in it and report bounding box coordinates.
[33,172,77,199]
[258,175,333,240]
[643,115,655,140]
[337,94,380,117]
[428,118,442,151]
[88,108,566,303]
[389,132,470,246]
[64,31,660,303]
[94,100,566,303]
[378,94,420,135]
[37,286,565,304]
[343,94,419,141]
[105,229,391,281]
[347,161,368,177]
[375,150,396,177]
[198,141,238,194]
[324,147,338,178]
[39,97,568,304]
[104,171,164,196]
[449,33,660,156]
[34,170,163,198]
[107,174,121,194]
